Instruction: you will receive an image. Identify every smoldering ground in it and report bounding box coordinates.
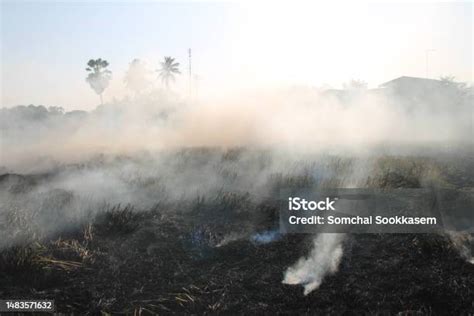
[0,84,473,311]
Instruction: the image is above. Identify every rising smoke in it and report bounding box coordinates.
[283,233,345,295]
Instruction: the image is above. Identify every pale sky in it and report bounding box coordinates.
[1,1,472,110]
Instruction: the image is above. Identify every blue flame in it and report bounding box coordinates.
[251,229,281,245]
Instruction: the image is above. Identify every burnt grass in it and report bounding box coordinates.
[1,203,473,314]
[1,152,474,315]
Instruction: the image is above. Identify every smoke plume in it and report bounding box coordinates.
[283,233,345,295]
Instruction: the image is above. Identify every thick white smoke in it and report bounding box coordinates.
[1,84,471,173]
[283,233,345,295]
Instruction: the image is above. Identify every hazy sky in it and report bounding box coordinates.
[1,1,472,110]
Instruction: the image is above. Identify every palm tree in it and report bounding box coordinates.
[124,58,151,95]
[157,56,180,89]
[86,58,112,104]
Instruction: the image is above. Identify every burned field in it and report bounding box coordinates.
[0,148,473,314]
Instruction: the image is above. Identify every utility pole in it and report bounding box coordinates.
[188,48,192,97]
[425,49,436,78]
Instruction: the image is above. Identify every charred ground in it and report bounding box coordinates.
[0,148,473,315]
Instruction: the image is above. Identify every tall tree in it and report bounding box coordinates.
[86,58,112,104]
[157,57,180,89]
[124,58,151,95]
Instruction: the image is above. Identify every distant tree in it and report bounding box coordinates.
[439,75,457,87]
[440,75,471,93]
[86,58,112,104]
[343,79,368,91]
[438,75,472,109]
[157,56,180,89]
[124,59,151,95]
[47,106,65,115]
